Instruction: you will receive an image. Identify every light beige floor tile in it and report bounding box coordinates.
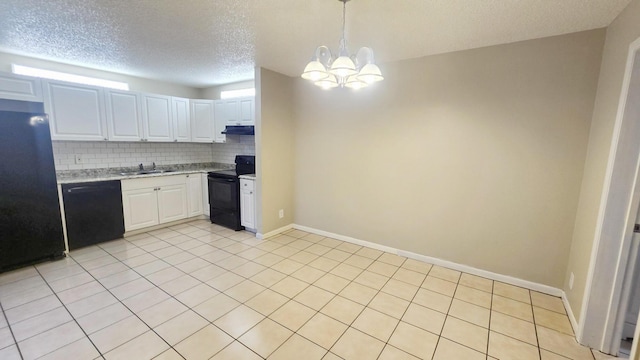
[494,282,531,304]
[174,283,219,308]
[331,327,385,360]
[459,273,493,293]
[145,267,184,286]
[455,284,492,308]
[294,285,335,310]
[323,352,343,360]
[245,289,289,315]
[320,296,364,325]
[153,348,184,360]
[541,349,572,359]
[490,310,538,345]
[211,341,262,360]
[47,272,94,293]
[401,259,432,274]
[122,287,169,313]
[289,250,319,265]
[378,345,421,360]
[193,293,240,321]
[388,321,439,359]
[339,282,378,305]
[272,259,305,275]
[216,255,250,271]
[352,307,399,342]
[110,278,155,301]
[314,273,350,294]
[190,264,227,282]
[441,316,488,353]
[329,263,363,281]
[121,253,156,268]
[237,248,269,261]
[154,310,208,345]
[308,257,340,272]
[207,271,245,292]
[298,313,348,349]
[0,275,46,299]
[175,257,211,273]
[381,279,419,301]
[344,255,375,269]
[55,281,105,304]
[488,331,540,360]
[232,262,268,278]
[163,251,196,266]
[270,276,309,298]
[422,276,457,297]
[226,280,266,302]
[434,337,486,360]
[292,266,326,284]
[318,237,342,248]
[175,324,233,360]
[89,315,149,353]
[271,245,300,258]
[38,337,100,360]
[137,298,187,328]
[378,253,407,267]
[285,229,310,239]
[355,247,384,260]
[99,270,141,289]
[0,326,15,349]
[269,300,316,331]
[1,283,53,310]
[534,306,574,335]
[0,267,39,286]
[448,298,490,327]
[305,244,332,256]
[159,274,200,295]
[402,302,446,335]
[353,271,389,290]
[133,259,170,276]
[368,261,400,277]
[336,242,362,254]
[301,233,324,243]
[368,292,410,319]
[531,292,566,314]
[251,268,287,288]
[214,305,265,338]
[492,294,534,322]
[392,268,426,287]
[270,333,327,360]
[76,302,132,334]
[4,295,61,325]
[412,288,452,313]
[17,321,85,360]
[537,325,593,359]
[66,291,118,318]
[239,318,293,358]
[104,330,168,360]
[429,266,461,283]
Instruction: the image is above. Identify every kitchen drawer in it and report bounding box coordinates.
[121,174,187,191]
[241,179,254,191]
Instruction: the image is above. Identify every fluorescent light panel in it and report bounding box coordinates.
[220,88,255,99]
[12,64,129,90]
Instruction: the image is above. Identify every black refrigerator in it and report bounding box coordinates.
[0,99,65,272]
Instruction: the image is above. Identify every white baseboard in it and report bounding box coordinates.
[257,223,294,240]
[293,223,564,297]
[563,292,581,341]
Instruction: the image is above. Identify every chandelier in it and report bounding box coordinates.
[301,0,383,90]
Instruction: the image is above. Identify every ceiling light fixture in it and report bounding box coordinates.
[301,0,383,90]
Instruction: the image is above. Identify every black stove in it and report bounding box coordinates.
[207,155,255,230]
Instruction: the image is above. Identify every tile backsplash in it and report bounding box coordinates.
[52,135,255,171]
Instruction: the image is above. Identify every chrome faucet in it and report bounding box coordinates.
[138,163,144,171]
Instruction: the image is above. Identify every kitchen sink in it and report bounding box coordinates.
[119,169,176,176]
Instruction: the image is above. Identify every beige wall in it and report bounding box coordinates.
[564,0,640,324]
[0,52,199,98]
[291,30,604,287]
[255,68,294,234]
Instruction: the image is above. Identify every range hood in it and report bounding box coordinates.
[222,125,254,135]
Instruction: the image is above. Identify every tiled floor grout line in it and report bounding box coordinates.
[0,294,24,360]
[487,280,495,359]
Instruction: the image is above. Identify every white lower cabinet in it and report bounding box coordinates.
[202,173,210,216]
[122,175,191,231]
[240,178,256,230]
[186,174,203,217]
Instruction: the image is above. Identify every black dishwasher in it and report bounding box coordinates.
[61,180,125,250]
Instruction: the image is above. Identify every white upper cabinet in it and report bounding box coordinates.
[141,93,173,142]
[213,100,231,143]
[104,89,143,141]
[172,97,191,142]
[43,80,108,141]
[215,97,255,127]
[0,73,43,102]
[238,97,254,125]
[190,99,215,143]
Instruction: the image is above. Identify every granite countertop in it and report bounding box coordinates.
[56,162,234,184]
[239,174,256,180]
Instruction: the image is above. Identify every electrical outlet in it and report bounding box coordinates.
[279,209,284,219]
[74,154,83,164]
[569,272,574,290]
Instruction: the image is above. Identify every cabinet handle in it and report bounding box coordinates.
[186,175,189,178]
[174,139,177,142]
[104,137,108,141]
[250,191,253,194]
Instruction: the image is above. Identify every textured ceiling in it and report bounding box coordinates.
[0,0,631,87]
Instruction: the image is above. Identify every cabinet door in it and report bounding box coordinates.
[217,100,240,126]
[187,174,203,217]
[172,97,191,142]
[238,97,254,125]
[157,184,188,223]
[43,80,108,141]
[105,90,143,141]
[240,179,255,229]
[190,100,214,143]
[202,173,210,216]
[0,73,43,102]
[122,188,159,231]
[213,101,227,143]
[141,94,173,142]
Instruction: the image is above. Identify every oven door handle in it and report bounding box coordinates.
[208,177,236,183]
